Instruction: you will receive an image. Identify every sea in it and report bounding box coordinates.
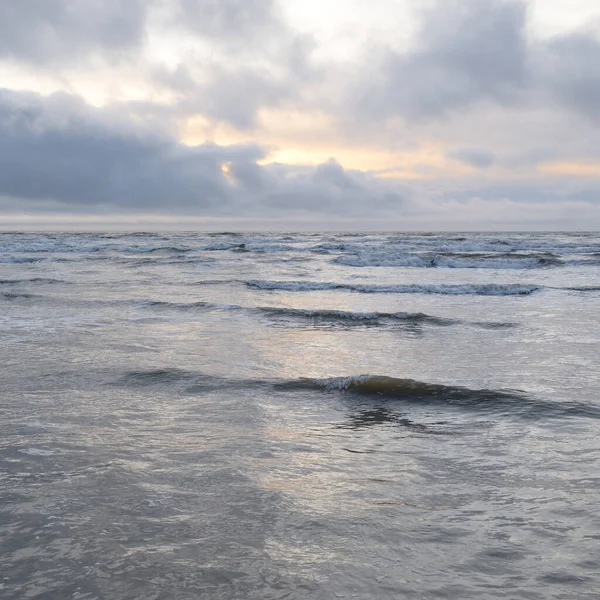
[1,231,600,600]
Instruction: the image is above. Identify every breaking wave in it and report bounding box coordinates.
[245,280,540,296]
[276,375,600,419]
[115,369,600,420]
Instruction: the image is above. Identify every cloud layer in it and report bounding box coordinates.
[0,88,409,219]
[1,0,600,228]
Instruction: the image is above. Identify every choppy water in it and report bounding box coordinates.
[1,231,600,599]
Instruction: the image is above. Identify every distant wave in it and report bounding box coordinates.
[191,279,238,286]
[117,245,192,254]
[137,300,242,311]
[0,256,77,263]
[0,278,67,284]
[203,242,296,253]
[245,280,540,296]
[0,256,48,263]
[2,292,35,300]
[258,307,517,329]
[333,252,561,269]
[334,255,429,267]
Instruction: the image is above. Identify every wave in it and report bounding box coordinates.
[245,280,540,296]
[110,368,251,393]
[0,256,47,263]
[129,301,517,330]
[114,368,206,386]
[137,300,242,311]
[2,292,35,300]
[0,255,77,263]
[565,286,600,292]
[0,277,66,284]
[207,232,244,237]
[203,242,248,251]
[334,255,429,267]
[565,259,600,266]
[117,245,192,254]
[435,253,559,269]
[257,307,457,326]
[191,279,237,286]
[109,369,600,420]
[333,252,560,269]
[276,375,600,419]
[203,242,296,253]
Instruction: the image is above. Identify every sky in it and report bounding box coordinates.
[1,0,600,230]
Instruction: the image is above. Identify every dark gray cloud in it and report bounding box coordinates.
[351,0,528,121]
[158,64,298,129]
[0,89,255,210]
[0,0,314,129]
[172,0,281,48]
[345,0,600,130]
[0,0,148,63]
[0,89,404,216]
[2,0,600,130]
[540,32,600,121]
[155,1,315,129]
[0,0,292,65]
[448,148,496,168]
[1,87,599,228]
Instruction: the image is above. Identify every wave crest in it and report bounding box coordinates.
[333,252,561,269]
[245,280,540,296]
[277,375,600,419]
[258,307,457,326]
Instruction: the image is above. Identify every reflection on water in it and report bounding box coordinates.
[2,231,600,599]
[338,404,445,435]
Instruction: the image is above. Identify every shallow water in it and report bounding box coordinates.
[1,231,600,599]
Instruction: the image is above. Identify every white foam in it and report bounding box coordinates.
[19,448,55,456]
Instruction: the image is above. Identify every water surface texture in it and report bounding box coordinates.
[1,231,600,599]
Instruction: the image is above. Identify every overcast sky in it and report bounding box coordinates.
[1,0,600,230]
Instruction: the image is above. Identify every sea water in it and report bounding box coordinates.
[1,231,599,599]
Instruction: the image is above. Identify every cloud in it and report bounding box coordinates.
[0,0,148,64]
[0,88,406,217]
[171,0,281,48]
[3,87,600,230]
[345,0,600,132]
[0,88,259,210]
[1,1,600,229]
[350,0,528,121]
[0,0,315,129]
[161,2,316,128]
[447,148,496,169]
[540,32,600,121]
